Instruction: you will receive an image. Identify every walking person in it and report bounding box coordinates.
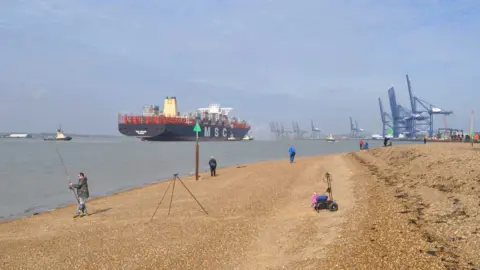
[424,134,427,144]
[69,172,90,217]
[360,138,364,149]
[289,145,296,163]
[209,156,217,176]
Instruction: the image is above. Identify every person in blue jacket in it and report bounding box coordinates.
[288,145,296,163]
[363,141,369,149]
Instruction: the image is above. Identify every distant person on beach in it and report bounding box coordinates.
[289,146,296,163]
[384,137,388,147]
[209,156,217,176]
[69,172,89,217]
[424,135,427,144]
[360,139,364,149]
[363,141,369,150]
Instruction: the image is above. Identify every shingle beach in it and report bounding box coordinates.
[1,143,479,269]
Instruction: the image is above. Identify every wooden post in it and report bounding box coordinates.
[195,142,199,180]
[193,121,201,180]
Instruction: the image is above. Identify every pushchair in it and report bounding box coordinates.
[314,194,338,212]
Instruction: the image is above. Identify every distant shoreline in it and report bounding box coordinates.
[0,132,120,138]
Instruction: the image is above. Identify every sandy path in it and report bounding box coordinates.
[0,154,358,269]
[241,154,356,269]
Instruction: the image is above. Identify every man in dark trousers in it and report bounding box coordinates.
[209,156,217,176]
[69,172,90,217]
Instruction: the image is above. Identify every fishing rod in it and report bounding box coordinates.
[55,147,80,204]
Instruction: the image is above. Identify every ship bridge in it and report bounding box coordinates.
[197,104,233,116]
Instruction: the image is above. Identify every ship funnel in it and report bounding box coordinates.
[163,97,178,117]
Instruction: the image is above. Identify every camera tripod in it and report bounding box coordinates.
[149,173,208,222]
[323,172,333,201]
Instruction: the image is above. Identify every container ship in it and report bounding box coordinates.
[118,97,251,141]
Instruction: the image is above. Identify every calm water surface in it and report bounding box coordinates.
[0,137,418,219]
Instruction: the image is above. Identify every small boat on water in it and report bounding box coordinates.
[44,128,72,141]
[242,133,254,141]
[227,135,236,141]
[1,133,33,139]
[325,134,336,142]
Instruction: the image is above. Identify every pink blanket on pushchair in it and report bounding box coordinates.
[311,192,317,206]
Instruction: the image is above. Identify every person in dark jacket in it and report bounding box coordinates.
[69,172,90,217]
[208,156,217,176]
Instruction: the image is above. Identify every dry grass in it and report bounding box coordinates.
[2,143,478,269]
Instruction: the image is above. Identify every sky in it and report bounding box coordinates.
[0,0,479,138]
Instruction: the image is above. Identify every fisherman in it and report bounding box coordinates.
[69,172,89,217]
[288,145,296,163]
[209,156,217,176]
[360,139,364,149]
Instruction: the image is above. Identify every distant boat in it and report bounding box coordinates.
[325,134,336,142]
[2,133,33,139]
[44,128,72,141]
[227,133,237,141]
[242,133,254,141]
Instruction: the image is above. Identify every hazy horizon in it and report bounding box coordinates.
[1,1,479,139]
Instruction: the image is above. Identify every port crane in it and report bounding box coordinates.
[311,120,321,139]
[378,97,393,138]
[406,74,452,137]
[349,117,363,138]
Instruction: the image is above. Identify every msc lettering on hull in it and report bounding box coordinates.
[204,126,228,137]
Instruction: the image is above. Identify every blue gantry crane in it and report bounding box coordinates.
[388,87,413,137]
[349,117,363,138]
[406,74,453,137]
[349,117,357,137]
[378,97,393,138]
[311,120,321,139]
[355,120,363,134]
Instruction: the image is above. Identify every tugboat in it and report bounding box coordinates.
[227,133,237,141]
[325,134,336,142]
[242,132,254,141]
[44,127,72,141]
[242,135,254,141]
